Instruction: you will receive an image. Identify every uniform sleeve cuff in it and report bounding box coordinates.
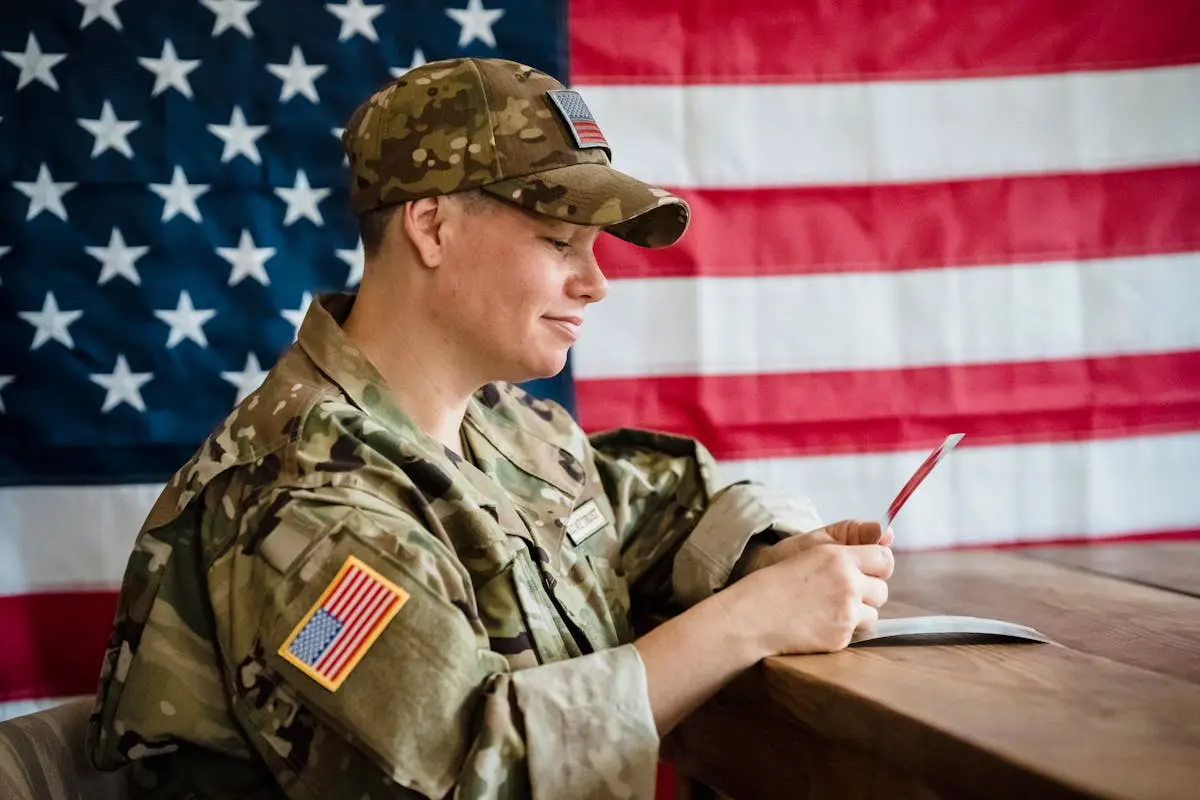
[512,644,659,800]
[671,482,824,608]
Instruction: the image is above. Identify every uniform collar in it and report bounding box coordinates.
[463,394,585,500]
[296,292,424,439]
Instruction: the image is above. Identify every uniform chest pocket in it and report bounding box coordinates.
[583,554,634,646]
[472,553,549,670]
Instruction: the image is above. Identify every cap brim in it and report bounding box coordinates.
[481,163,690,249]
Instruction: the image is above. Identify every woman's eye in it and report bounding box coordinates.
[547,238,571,252]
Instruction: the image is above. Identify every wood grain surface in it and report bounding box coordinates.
[887,550,1200,684]
[666,547,1200,800]
[1016,542,1200,599]
[764,640,1200,800]
[663,671,944,800]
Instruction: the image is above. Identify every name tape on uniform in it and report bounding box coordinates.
[278,555,409,692]
[565,499,607,546]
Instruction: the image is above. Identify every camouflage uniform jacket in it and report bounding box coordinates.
[87,293,824,800]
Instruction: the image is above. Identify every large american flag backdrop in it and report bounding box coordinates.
[1,0,1198,732]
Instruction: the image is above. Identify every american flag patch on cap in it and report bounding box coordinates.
[546,89,609,151]
[278,555,409,692]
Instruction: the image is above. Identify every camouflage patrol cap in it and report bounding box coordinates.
[341,57,689,249]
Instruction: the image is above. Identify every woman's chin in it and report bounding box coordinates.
[512,348,570,383]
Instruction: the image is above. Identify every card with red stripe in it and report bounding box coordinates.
[883,433,965,531]
[278,555,409,692]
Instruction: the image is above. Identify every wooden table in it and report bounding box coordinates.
[663,542,1200,800]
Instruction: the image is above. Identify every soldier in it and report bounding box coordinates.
[88,57,894,799]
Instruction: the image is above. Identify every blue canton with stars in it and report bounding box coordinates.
[289,608,344,666]
[0,0,573,486]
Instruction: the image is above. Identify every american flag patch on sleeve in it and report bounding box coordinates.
[277,555,409,692]
[546,89,609,151]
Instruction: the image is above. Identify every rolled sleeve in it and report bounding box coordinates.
[672,482,824,608]
[513,644,659,800]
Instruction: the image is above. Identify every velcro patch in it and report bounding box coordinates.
[565,498,607,546]
[546,89,609,152]
[278,555,409,692]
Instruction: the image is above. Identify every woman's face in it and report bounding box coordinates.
[430,196,609,383]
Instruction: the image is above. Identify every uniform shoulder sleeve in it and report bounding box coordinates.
[221,483,657,800]
[215,484,500,799]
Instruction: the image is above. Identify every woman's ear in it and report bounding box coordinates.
[401,197,444,269]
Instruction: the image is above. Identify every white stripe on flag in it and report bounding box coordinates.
[720,431,1200,549]
[0,483,159,595]
[325,567,366,618]
[2,432,1197,593]
[0,696,91,722]
[321,582,392,678]
[574,252,1200,379]
[584,65,1200,187]
[329,569,369,620]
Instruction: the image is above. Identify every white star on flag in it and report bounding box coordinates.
[78,100,141,159]
[201,0,259,37]
[266,46,327,103]
[150,166,209,223]
[77,0,125,30]
[331,126,348,165]
[275,170,330,226]
[155,291,217,348]
[0,376,14,414]
[86,228,149,285]
[446,0,505,48]
[207,106,268,164]
[14,164,75,222]
[338,238,365,286]
[90,354,153,413]
[222,353,269,405]
[3,33,68,91]
[138,40,201,99]
[281,291,313,339]
[390,48,427,78]
[217,229,275,286]
[19,292,84,350]
[326,0,385,42]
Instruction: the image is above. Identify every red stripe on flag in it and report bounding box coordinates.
[325,569,364,620]
[2,523,1196,706]
[321,582,388,676]
[0,591,116,703]
[314,577,382,674]
[594,166,1200,280]
[933,527,1200,552]
[324,566,363,617]
[576,351,1200,459]
[328,592,399,684]
[570,0,1200,85]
